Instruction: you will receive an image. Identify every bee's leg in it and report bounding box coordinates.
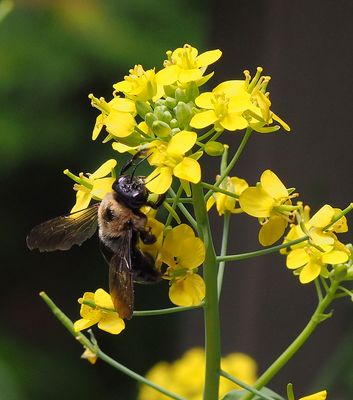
[147,193,166,209]
[132,249,161,283]
[140,229,156,245]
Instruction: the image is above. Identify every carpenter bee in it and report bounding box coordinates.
[26,154,164,319]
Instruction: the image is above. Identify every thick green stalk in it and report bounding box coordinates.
[217,213,230,300]
[192,183,221,400]
[240,281,339,400]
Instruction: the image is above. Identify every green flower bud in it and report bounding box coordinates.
[175,88,188,102]
[174,101,193,129]
[169,118,179,128]
[204,141,225,156]
[165,96,178,109]
[154,99,166,107]
[152,120,171,138]
[145,112,157,129]
[171,128,181,135]
[135,101,153,119]
[161,111,173,124]
[185,81,199,101]
[332,264,348,281]
[163,85,177,98]
[154,105,168,120]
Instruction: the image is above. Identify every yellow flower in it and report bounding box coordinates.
[74,289,125,335]
[139,217,165,261]
[298,390,327,400]
[64,159,117,213]
[286,240,349,284]
[145,130,201,194]
[81,347,97,365]
[157,44,222,85]
[243,67,290,132]
[89,94,136,140]
[207,176,249,215]
[159,224,206,306]
[239,170,297,246]
[190,80,255,131]
[113,64,165,102]
[138,348,257,400]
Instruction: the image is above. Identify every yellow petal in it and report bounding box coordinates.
[260,170,288,199]
[309,204,334,228]
[258,216,287,246]
[173,158,201,183]
[220,113,248,131]
[94,288,114,309]
[190,110,218,129]
[98,313,125,334]
[92,114,104,140]
[213,80,245,96]
[169,274,205,306]
[229,177,249,195]
[91,177,115,200]
[299,390,327,400]
[71,190,91,213]
[109,97,136,113]
[74,318,98,332]
[179,238,206,269]
[299,260,321,283]
[321,250,349,265]
[105,111,136,138]
[196,49,222,67]
[168,130,197,155]
[195,92,214,109]
[162,224,196,258]
[286,248,309,269]
[155,65,179,85]
[91,159,117,179]
[206,196,216,211]
[239,187,275,218]
[145,167,173,194]
[178,68,203,83]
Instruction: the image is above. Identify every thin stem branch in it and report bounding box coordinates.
[133,304,204,316]
[205,128,253,202]
[40,292,185,400]
[220,370,275,400]
[217,213,230,300]
[216,236,309,263]
[201,182,239,200]
[168,187,197,230]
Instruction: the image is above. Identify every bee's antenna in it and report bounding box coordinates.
[144,171,160,185]
[129,153,151,182]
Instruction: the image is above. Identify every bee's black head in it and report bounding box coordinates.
[112,175,149,209]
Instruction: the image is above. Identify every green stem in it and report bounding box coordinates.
[168,187,197,230]
[240,281,340,400]
[205,128,253,202]
[219,370,275,400]
[133,304,204,316]
[216,236,309,262]
[192,183,220,400]
[201,182,239,200]
[218,213,231,300]
[165,185,183,226]
[198,127,216,142]
[166,198,193,203]
[40,292,185,400]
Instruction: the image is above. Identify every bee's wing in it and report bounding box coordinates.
[26,204,100,252]
[109,228,134,320]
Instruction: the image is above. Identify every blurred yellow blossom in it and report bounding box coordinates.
[138,348,257,400]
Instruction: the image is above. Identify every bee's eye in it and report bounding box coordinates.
[105,208,115,221]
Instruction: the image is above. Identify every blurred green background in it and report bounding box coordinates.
[1,0,353,399]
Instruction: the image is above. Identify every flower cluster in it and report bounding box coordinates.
[88,44,289,196]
